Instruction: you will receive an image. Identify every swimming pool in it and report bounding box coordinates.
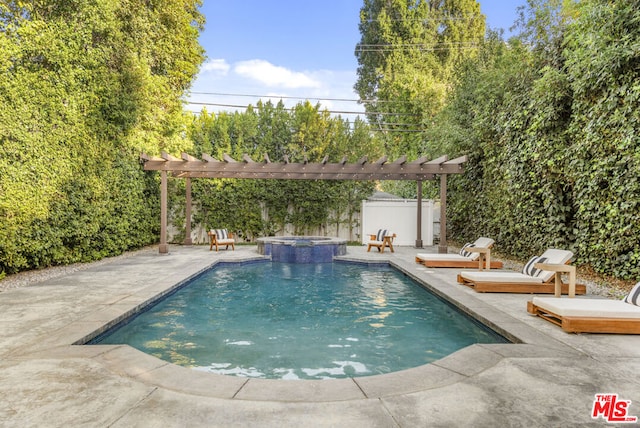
[93,261,507,380]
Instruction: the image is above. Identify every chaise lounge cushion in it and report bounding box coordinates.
[416,253,481,262]
[531,296,640,319]
[417,237,495,263]
[624,282,640,306]
[462,271,545,284]
[460,249,573,284]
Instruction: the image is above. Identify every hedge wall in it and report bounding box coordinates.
[0,0,204,275]
[436,0,640,279]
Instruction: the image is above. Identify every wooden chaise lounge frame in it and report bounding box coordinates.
[415,244,503,269]
[527,301,640,334]
[416,256,504,269]
[415,237,503,270]
[456,261,587,295]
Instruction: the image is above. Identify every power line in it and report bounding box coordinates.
[355,42,481,53]
[190,91,360,103]
[190,91,400,105]
[186,101,420,117]
[357,42,481,47]
[364,16,484,23]
[185,104,428,132]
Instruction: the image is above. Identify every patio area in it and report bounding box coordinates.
[1,244,639,427]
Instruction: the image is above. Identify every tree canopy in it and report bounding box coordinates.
[182,101,381,241]
[355,0,485,159]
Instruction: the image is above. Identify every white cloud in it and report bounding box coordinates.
[187,60,365,120]
[201,59,230,75]
[234,59,321,89]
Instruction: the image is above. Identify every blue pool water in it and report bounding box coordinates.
[94,262,507,380]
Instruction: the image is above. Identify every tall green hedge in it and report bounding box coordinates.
[0,0,204,274]
[435,0,640,279]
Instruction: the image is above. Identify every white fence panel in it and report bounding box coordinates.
[361,200,433,247]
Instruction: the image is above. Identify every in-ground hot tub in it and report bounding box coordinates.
[257,236,347,263]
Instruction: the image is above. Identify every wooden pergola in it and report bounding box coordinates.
[140,152,468,254]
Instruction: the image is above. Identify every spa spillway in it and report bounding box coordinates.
[257,236,347,263]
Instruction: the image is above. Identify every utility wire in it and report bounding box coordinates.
[357,42,481,47]
[185,104,427,132]
[355,42,481,53]
[186,101,420,117]
[364,16,483,23]
[191,91,360,103]
[190,91,401,105]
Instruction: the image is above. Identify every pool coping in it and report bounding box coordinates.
[24,249,584,403]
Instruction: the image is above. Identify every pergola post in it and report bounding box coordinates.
[159,170,169,254]
[439,173,447,253]
[415,180,423,248]
[184,177,193,245]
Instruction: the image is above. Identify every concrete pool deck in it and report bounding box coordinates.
[1,245,639,427]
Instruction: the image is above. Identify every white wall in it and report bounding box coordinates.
[361,200,434,246]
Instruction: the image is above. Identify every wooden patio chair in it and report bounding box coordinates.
[527,282,640,333]
[415,236,503,270]
[208,228,235,251]
[457,249,586,295]
[367,229,396,253]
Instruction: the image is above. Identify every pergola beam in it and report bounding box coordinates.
[141,152,467,254]
[141,153,465,180]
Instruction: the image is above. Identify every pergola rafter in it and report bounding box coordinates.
[140,152,468,254]
[141,152,467,181]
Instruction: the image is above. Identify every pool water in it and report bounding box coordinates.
[95,262,506,380]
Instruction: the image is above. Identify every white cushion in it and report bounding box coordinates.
[416,253,479,262]
[536,249,573,282]
[624,282,640,306]
[460,271,544,284]
[532,297,640,319]
[473,237,495,248]
[539,248,573,264]
[216,238,234,245]
[369,240,385,246]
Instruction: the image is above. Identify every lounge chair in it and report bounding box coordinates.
[367,229,396,253]
[208,229,235,251]
[527,283,640,333]
[457,248,586,295]
[415,237,503,269]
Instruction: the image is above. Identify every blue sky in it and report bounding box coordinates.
[187,1,527,118]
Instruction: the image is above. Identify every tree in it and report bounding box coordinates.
[187,101,380,241]
[354,0,485,160]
